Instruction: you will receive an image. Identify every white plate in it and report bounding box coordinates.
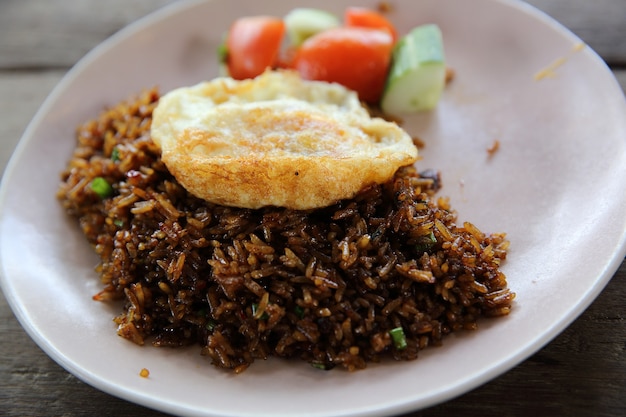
[1,0,625,416]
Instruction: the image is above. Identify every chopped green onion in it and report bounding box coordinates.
[389,327,407,350]
[91,177,113,199]
[113,219,124,227]
[205,319,216,331]
[415,231,437,254]
[311,362,328,370]
[111,147,120,162]
[251,303,269,320]
[294,305,305,319]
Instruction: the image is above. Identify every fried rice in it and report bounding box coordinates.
[57,88,514,373]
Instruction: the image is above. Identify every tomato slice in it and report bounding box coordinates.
[292,27,394,103]
[344,7,398,43]
[226,16,286,80]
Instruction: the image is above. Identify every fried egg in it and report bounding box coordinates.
[151,70,418,209]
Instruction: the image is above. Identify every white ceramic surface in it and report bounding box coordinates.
[1,0,625,416]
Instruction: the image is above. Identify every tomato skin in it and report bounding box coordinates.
[344,7,398,43]
[292,27,393,103]
[226,16,286,80]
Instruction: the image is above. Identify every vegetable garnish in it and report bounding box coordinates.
[225,16,285,80]
[110,147,120,162]
[294,305,305,319]
[389,327,408,350]
[90,177,113,199]
[344,7,398,42]
[220,7,447,111]
[311,362,331,370]
[251,303,270,320]
[284,8,340,47]
[293,27,393,103]
[205,319,216,331]
[381,24,446,114]
[217,42,228,64]
[415,231,437,254]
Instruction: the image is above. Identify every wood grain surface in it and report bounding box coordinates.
[1,1,625,416]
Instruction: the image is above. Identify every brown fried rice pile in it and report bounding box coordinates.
[57,89,514,373]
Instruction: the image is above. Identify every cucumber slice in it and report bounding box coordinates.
[381,24,446,115]
[284,8,340,47]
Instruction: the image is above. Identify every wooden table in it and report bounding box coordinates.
[1,1,624,416]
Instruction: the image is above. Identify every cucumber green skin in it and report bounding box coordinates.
[381,24,446,115]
